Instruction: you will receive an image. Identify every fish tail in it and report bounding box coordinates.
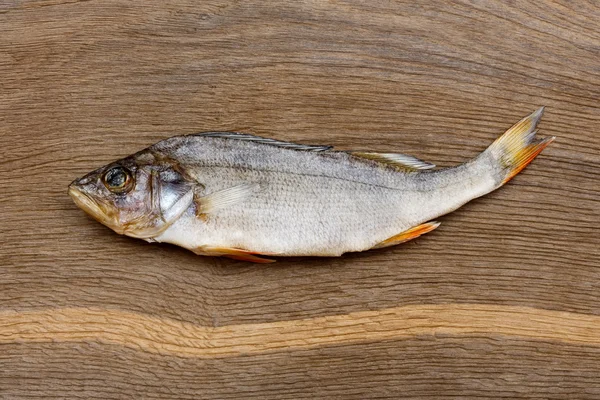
[485,107,555,185]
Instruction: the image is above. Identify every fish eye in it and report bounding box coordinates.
[102,166,134,193]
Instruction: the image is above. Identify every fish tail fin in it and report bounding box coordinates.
[485,107,555,185]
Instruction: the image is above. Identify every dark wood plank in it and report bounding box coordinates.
[1,0,599,398]
[2,338,600,399]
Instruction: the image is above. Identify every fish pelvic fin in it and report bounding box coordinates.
[486,107,555,185]
[193,246,276,263]
[372,221,441,249]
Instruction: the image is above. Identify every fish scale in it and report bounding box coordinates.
[172,167,402,255]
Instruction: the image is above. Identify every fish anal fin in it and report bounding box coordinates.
[372,221,441,249]
[351,152,435,171]
[193,246,276,263]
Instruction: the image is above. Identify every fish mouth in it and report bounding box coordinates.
[68,185,123,234]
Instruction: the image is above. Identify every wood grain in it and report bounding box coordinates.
[4,305,600,358]
[1,0,599,398]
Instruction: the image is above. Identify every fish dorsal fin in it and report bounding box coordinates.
[195,183,260,215]
[351,152,436,171]
[195,132,332,152]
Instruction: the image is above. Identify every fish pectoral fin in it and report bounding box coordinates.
[351,152,435,171]
[372,221,441,249]
[193,246,276,263]
[195,183,260,216]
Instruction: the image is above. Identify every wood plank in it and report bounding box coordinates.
[2,339,600,399]
[1,0,599,398]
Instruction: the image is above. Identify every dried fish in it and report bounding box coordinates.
[69,108,553,262]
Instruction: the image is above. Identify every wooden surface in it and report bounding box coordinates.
[1,0,599,398]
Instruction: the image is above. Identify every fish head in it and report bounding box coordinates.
[68,152,195,239]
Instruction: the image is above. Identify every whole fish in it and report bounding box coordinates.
[69,108,553,262]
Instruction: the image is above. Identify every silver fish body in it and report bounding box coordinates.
[153,137,489,255]
[69,108,553,262]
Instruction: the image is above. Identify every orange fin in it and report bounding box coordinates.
[372,221,441,249]
[487,107,555,184]
[193,246,276,263]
